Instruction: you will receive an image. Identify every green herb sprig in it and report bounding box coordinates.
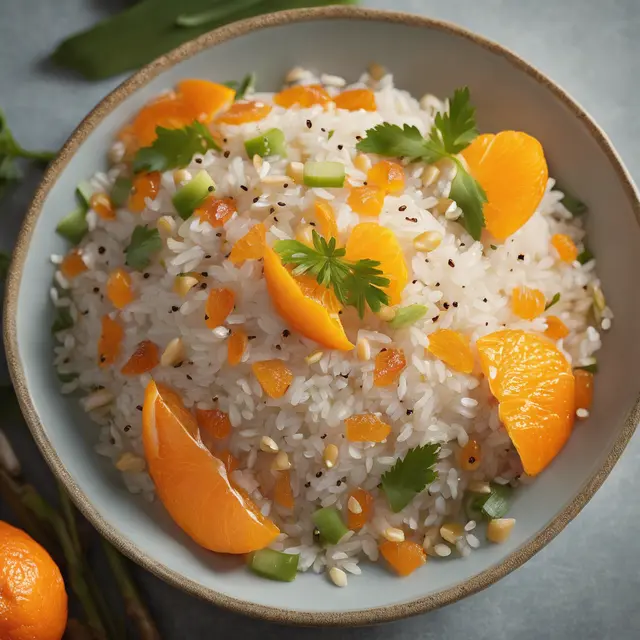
[125,225,162,270]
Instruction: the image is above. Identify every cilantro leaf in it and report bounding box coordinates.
[133,122,221,173]
[125,225,161,270]
[430,87,479,154]
[449,168,487,240]
[544,292,561,310]
[381,444,441,512]
[356,123,442,163]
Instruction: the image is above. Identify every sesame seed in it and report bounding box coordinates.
[398,205,407,212]
[448,259,455,267]
[518,254,525,260]
[223,150,230,158]
[432,315,439,322]
[277,201,286,207]
[321,127,326,132]
[195,158,202,164]
[337,144,343,150]
[273,217,279,222]
[171,305,179,312]
[207,185,214,192]
[306,119,312,128]
[143,273,150,279]
[452,301,458,308]
[252,197,259,203]
[240,185,248,191]
[270,207,275,214]
[98,246,106,254]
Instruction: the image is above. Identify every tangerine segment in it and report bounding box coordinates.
[512,286,545,320]
[228,329,248,366]
[0,521,68,640]
[129,172,161,213]
[334,88,376,112]
[252,359,293,399]
[106,268,135,309]
[347,185,385,217]
[427,329,474,374]
[373,348,407,387]
[345,413,391,443]
[195,408,231,439]
[274,84,332,108]
[142,381,279,553]
[229,223,266,265]
[196,197,237,228]
[273,471,295,509]
[476,329,575,476]
[177,79,235,123]
[314,200,339,240]
[574,369,594,411]
[551,233,578,263]
[545,316,570,340]
[367,160,405,194]
[379,540,426,577]
[462,131,548,240]
[346,488,374,530]
[205,288,235,329]
[345,223,409,305]
[262,245,353,350]
[217,448,240,474]
[121,340,160,375]
[98,315,124,367]
[60,250,87,279]
[130,94,194,148]
[217,101,272,125]
[90,192,115,220]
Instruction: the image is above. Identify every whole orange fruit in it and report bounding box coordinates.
[0,520,68,640]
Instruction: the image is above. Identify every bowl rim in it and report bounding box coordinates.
[4,4,640,627]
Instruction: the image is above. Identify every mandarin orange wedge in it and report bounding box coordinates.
[262,245,353,350]
[574,369,594,411]
[217,101,272,125]
[176,79,235,124]
[427,329,474,374]
[60,250,87,279]
[314,200,339,240]
[511,286,545,320]
[334,88,376,112]
[273,471,295,509]
[142,381,279,553]
[129,172,161,213]
[106,268,135,309]
[544,316,570,340]
[274,84,332,108]
[551,233,578,263]
[462,131,548,240]
[229,223,266,265]
[195,408,231,439]
[196,196,236,227]
[476,329,575,476]
[252,359,294,399]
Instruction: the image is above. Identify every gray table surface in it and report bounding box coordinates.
[1,0,639,638]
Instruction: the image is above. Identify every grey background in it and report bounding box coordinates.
[1,0,639,638]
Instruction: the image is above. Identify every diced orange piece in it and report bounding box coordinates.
[273,470,294,509]
[106,268,135,309]
[379,540,426,577]
[574,369,594,411]
[459,439,481,471]
[217,448,239,474]
[205,288,235,328]
[345,223,408,305]
[196,196,237,228]
[217,101,272,125]
[373,348,407,387]
[129,172,161,213]
[367,160,405,194]
[130,94,194,148]
[90,192,115,220]
[252,359,293,399]
[334,88,376,112]
[60,250,87,279]
[142,381,278,553]
[347,185,385,217]
[227,329,248,366]
[346,488,374,530]
[345,413,391,443]
[512,286,545,320]
[195,408,231,439]
[177,79,235,123]
[551,233,578,263]
[462,131,548,240]
[545,316,570,340]
[314,200,338,240]
[98,315,124,367]
[229,223,266,265]
[121,340,160,375]
[427,329,474,374]
[274,84,332,108]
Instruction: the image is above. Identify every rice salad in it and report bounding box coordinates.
[51,67,611,585]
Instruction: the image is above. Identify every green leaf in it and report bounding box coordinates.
[125,225,162,270]
[544,292,561,311]
[356,123,442,162]
[557,184,587,215]
[0,251,10,282]
[327,130,335,140]
[52,307,74,333]
[176,0,263,27]
[381,444,440,512]
[133,122,220,173]
[429,87,478,154]
[235,72,256,101]
[388,304,428,328]
[575,362,598,374]
[110,176,132,208]
[450,165,487,241]
[577,247,594,265]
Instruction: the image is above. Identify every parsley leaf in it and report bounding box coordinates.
[125,225,161,270]
[381,444,441,512]
[449,169,487,240]
[133,122,220,173]
[356,123,441,163]
[274,231,390,318]
[430,87,479,154]
[544,292,561,310]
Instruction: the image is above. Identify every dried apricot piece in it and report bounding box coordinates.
[106,268,135,309]
[217,101,272,125]
[229,223,266,265]
[512,286,545,320]
[129,172,161,213]
[274,84,332,108]
[227,329,248,366]
[60,250,87,279]
[98,315,124,367]
[545,316,570,340]
[373,348,406,387]
[252,360,293,399]
[90,192,115,220]
[345,414,391,443]
[459,439,481,471]
[314,200,338,240]
[334,88,376,112]
[205,288,235,328]
[273,471,294,509]
[574,369,594,411]
[367,160,405,194]
[177,79,235,123]
[379,540,426,577]
[121,340,160,375]
[196,408,231,439]
[196,196,236,227]
[346,488,374,530]
[347,185,385,217]
[427,329,474,374]
[551,233,578,263]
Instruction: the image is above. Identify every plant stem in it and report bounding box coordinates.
[13,146,56,163]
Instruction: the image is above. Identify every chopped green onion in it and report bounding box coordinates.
[311,507,349,545]
[172,170,215,220]
[52,308,74,333]
[76,180,94,207]
[110,176,132,208]
[327,130,335,140]
[591,283,606,314]
[56,206,88,245]
[244,128,286,159]
[544,293,561,311]
[247,549,299,582]
[388,304,428,329]
[303,161,345,188]
[481,484,512,519]
[463,491,489,521]
[235,72,256,101]
[577,247,594,265]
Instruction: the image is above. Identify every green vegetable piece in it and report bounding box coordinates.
[481,484,512,519]
[172,170,215,220]
[244,128,286,159]
[176,0,263,28]
[247,549,299,582]
[544,292,561,311]
[52,307,74,333]
[380,444,440,512]
[388,304,428,329]
[125,225,162,270]
[235,72,256,101]
[575,361,598,374]
[557,184,587,215]
[577,247,594,265]
[463,491,490,521]
[56,206,89,245]
[311,507,349,545]
[111,176,133,208]
[303,161,345,188]
[450,167,487,241]
[327,130,335,140]
[76,180,94,207]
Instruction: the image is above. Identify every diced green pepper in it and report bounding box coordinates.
[247,549,299,582]
[111,176,132,207]
[52,307,74,333]
[56,206,88,245]
[303,161,345,188]
[481,484,512,519]
[76,180,94,207]
[388,304,428,329]
[311,507,349,545]
[463,491,489,521]
[172,170,215,220]
[244,128,287,159]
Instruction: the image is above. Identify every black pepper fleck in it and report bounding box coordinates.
[336,480,342,486]
[405,217,418,223]
[468,456,476,465]
[216,232,222,238]
[195,158,202,164]
[201,272,208,277]
[172,305,179,312]
[124,425,131,432]
[483,298,488,303]
[200,282,208,290]
[186,374,192,381]
[93,287,100,293]
[412,279,417,284]
[143,272,150,279]
[321,434,327,439]
[321,128,326,132]
[252,197,259,203]
[337,144,343,150]
[207,186,214,192]
[305,482,311,488]
[98,246,106,255]
[448,259,455,268]
[398,205,407,212]
[204,314,209,320]
[277,201,286,207]
[248,335,257,340]
[240,185,248,192]
[306,119,312,129]
[282,329,290,338]
[223,151,230,158]
[273,217,279,222]
[100,355,106,363]
[355,135,362,141]
[316,471,323,478]
[443,302,450,310]
[452,301,458,308]
[275,345,282,350]
[435,282,440,287]
[136,405,143,411]
[432,315,439,322]
[406,409,414,416]
[283,183,289,188]
[205,254,211,259]
[518,254,525,261]
[309,221,316,227]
